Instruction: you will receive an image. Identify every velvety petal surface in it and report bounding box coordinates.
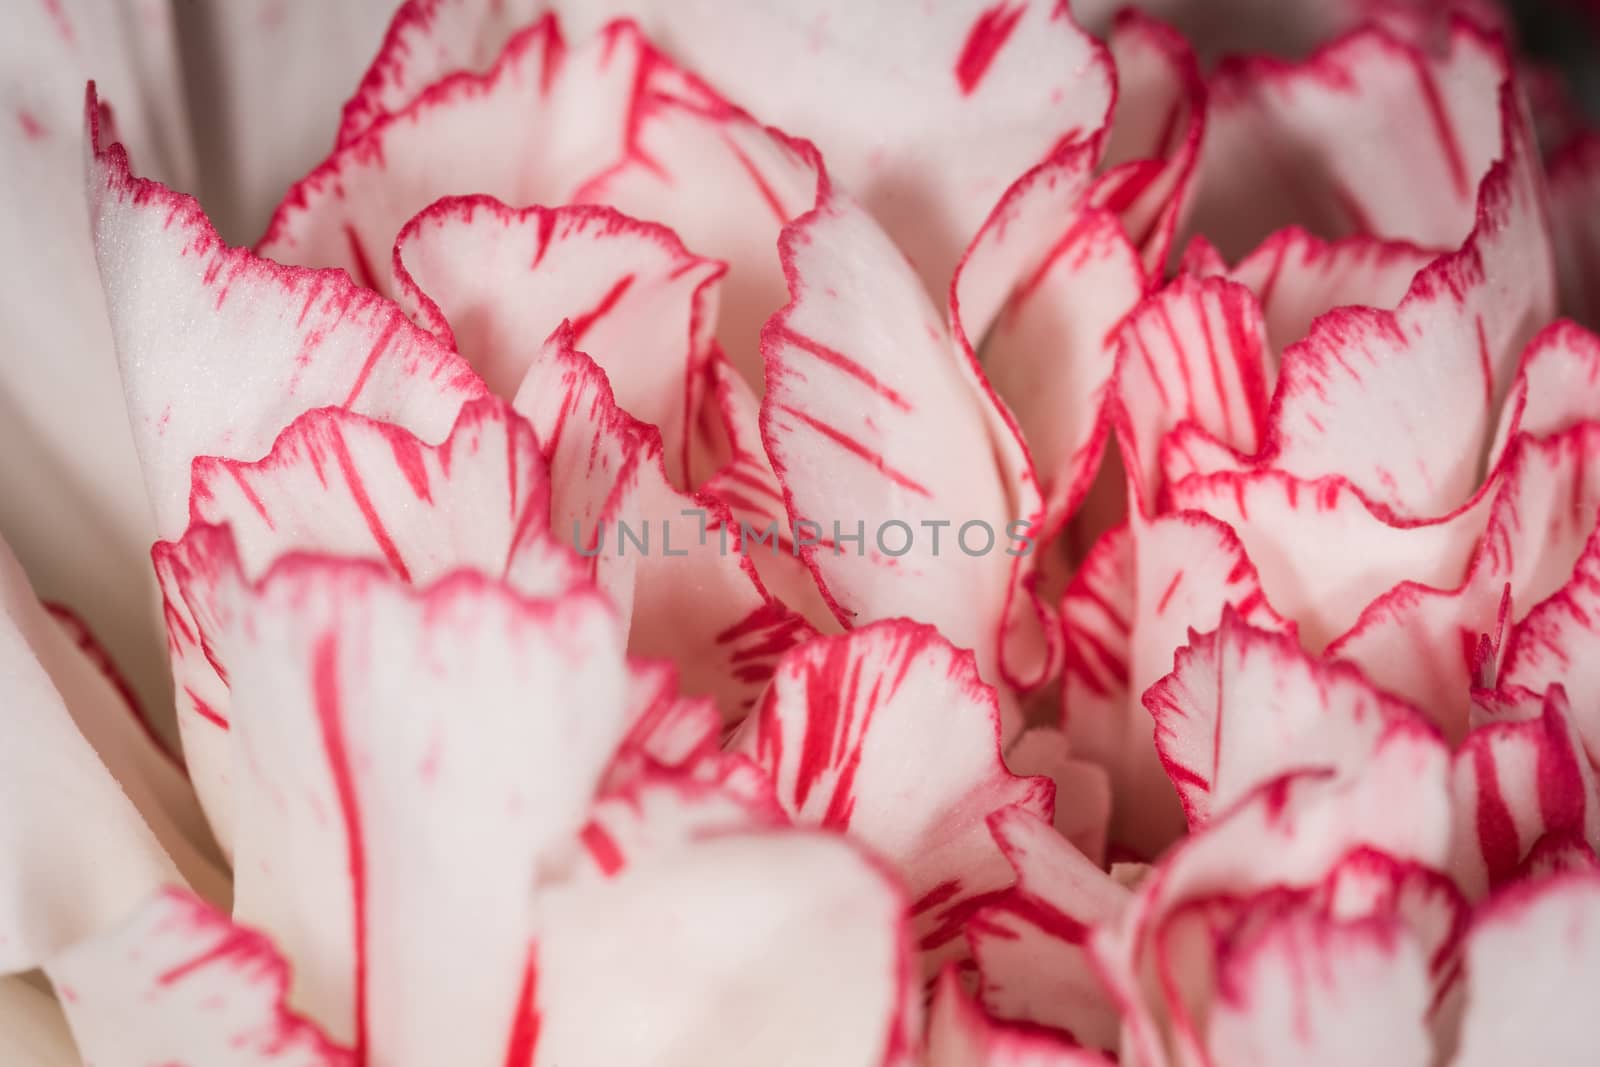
[2,0,193,714]
[87,97,484,545]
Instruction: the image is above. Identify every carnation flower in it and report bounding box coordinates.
[4,0,1600,1064]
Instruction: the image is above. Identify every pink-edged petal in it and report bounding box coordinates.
[1548,133,1600,330]
[1205,909,1433,1067]
[1450,871,1600,1066]
[1315,848,1468,990]
[264,17,823,387]
[1146,611,1428,828]
[1,0,193,712]
[1329,424,1600,735]
[762,192,1034,694]
[1450,688,1600,898]
[518,329,812,717]
[1091,10,1206,275]
[48,888,350,1066]
[603,659,724,787]
[968,807,1129,1050]
[154,399,582,857]
[1499,533,1600,762]
[733,620,1053,971]
[950,140,1134,691]
[1005,727,1113,865]
[1183,23,1504,259]
[341,0,1114,298]
[1110,274,1271,512]
[191,536,630,1062]
[176,0,396,240]
[927,967,1114,1067]
[184,398,577,595]
[1168,470,1493,653]
[0,534,222,973]
[532,831,919,1067]
[1173,26,1552,517]
[1061,514,1290,855]
[393,197,723,485]
[0,978,78,1066]
[1220,228,1434,360]
[86,96,484,544]
[696,352,838,626]
[974,203,1144,550]
[1092,726,1454,1067]
[1490,320,1600,457]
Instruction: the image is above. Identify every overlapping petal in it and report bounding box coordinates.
[86,94,484,545]
[176,535,629,1061]
[967,807,1129,1050]
[262,16,822,388]
[735,621,1053,973]
[516,328,812,716]
[339,0,1115,298]
[49,889,351,1067]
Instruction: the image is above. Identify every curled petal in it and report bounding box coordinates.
[735,620,1053,971]
[1111,274,1271,511]
[517,329,812,716]
[341,0,1114,297]
[762,193,1035,694]
[265,17,821,386]
[1092,10,1206,275]
[1216,228,1434,362]
[1328,424,1600,733]
[1092,725,1454,1067]
[1491,320,1600,457]
[1061,514,1290,855]
[393,197,724,486]
[1146,611,1426,828]
[1184,23,1505,257]
[86,91,483,544]
[1168,25,1553,518]
[974,201,1144,557]
[1168,469,1491,654]
[696,353,838,626]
